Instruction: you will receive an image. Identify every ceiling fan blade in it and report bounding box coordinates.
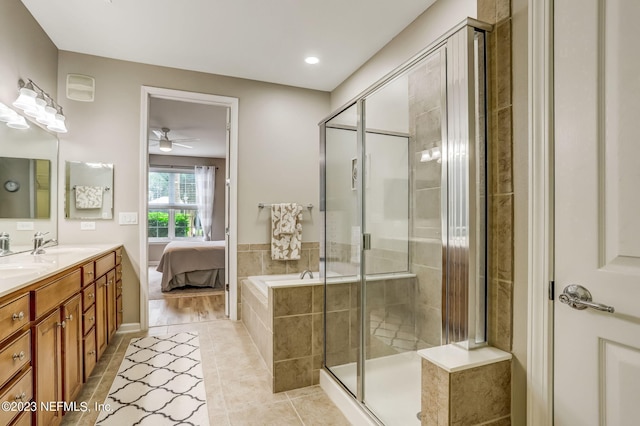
[172,137,200,143]
[173,142,193,149]
[151,129,163,139]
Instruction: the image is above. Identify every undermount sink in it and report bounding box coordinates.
[0,263,54,279]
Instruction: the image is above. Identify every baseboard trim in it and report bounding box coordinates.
[116,323,142,333]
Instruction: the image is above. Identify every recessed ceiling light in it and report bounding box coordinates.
[305,56,320,65]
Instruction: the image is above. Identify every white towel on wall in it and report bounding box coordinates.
[271,203,303,260]
[75,185,104,209]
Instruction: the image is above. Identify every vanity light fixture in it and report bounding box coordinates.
[305,56,320,65]
[0,102,29,130]
[12,79,67,133]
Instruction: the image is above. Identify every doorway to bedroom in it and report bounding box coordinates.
[140,87,239,328]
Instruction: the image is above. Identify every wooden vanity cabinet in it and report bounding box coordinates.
[0,245,126,426]
[0,294,32,426]
[32,270,83,425]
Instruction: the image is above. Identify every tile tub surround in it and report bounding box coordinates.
[419,345,512,425]
[237,242,320,317]
[242,272,424,393]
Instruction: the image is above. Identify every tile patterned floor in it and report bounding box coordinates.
[62,320,351,426]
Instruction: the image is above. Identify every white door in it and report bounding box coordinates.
[554,1,640,424]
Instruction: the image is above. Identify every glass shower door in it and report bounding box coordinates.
[322,104,361,397]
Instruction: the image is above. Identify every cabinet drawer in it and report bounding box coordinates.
[115,247,123,265]
[0,331,31,389]
[9,410,31,426]
[95,252,115,278]
[83,328,96,381]
[32,270,81,320]
[0,295,29,344]
[0,368,32,426]
[81,261,95,286]
[82,283,96,311]
[83,305,96,336]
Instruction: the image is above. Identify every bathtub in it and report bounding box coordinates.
[246,271,416,298]
[247,272,322,297]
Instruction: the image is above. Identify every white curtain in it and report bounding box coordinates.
[195,166,215,241]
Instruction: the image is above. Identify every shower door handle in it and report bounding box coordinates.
[362,233,371,250]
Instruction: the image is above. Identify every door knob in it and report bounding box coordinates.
[559,284,615,313]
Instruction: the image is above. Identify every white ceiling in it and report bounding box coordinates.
[20,0,435,92]
[148,98,228,158]
[20,0,436,159]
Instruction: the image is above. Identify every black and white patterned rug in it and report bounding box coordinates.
[95,332,209,425]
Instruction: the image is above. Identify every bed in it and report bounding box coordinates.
[156,240,226,292]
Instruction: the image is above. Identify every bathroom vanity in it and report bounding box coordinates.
[0,244,123,426]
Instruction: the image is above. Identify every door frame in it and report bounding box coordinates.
[527,0,554,423]
[138,86,240,328]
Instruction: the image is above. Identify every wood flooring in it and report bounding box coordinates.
[149,294,226,327]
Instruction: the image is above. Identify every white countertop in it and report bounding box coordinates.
[0,244,122,298]
[417,344,512,373]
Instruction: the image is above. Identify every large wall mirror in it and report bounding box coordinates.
[0,123,58,248]
[65,161,114,220]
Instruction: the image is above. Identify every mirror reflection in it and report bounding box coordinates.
[0,123,58,248]
[65,161,114,220]
[0,156,51,219]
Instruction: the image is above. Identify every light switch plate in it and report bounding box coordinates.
[80,222,96,230]
[16,222,34,231]
[119,212,138,225]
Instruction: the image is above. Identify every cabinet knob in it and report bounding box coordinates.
[118,285,122,289]
[88,350,96,355]
[12,311,24,321]
[65,314,73,321]
[108,279,113,285]
[88,293,95,299]
[57,321,66,329]
[88,271,94,276]
[14,392,26,401]
[90,316,95,322]
[118,310,123,313]
[12,351,25,361]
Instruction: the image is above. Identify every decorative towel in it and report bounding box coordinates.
[271,203,303,260]
[75,185,104,209]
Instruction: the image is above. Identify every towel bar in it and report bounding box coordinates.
[258,203,313,210]
[72,186,111,191]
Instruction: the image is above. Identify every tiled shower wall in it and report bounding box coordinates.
[479,0,515,352]
[408,48,445,349]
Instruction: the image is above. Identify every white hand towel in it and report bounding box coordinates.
[75,186,104,209]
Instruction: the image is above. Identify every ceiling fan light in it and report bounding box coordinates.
[159,138,172,152]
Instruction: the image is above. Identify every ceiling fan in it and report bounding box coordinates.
[149,127,197,152]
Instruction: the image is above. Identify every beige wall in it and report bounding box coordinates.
[330,0,477,110]
[55,51,330,324]
[0,0,59,245]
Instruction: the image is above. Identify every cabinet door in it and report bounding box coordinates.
[106,270,116,341]
[95,277,107,359]
[34,309,63,426]
[62,294,83,404]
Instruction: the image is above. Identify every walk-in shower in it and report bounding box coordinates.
[319,20,490,425]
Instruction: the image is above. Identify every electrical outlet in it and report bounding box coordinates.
[16,222,34,231]
[80,222,96,230]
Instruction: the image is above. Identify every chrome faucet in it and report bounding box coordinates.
[0,232,11,256]
[31,232,57,255]
[299,270,314,279]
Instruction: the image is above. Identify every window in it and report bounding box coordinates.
[148,169,203,240]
